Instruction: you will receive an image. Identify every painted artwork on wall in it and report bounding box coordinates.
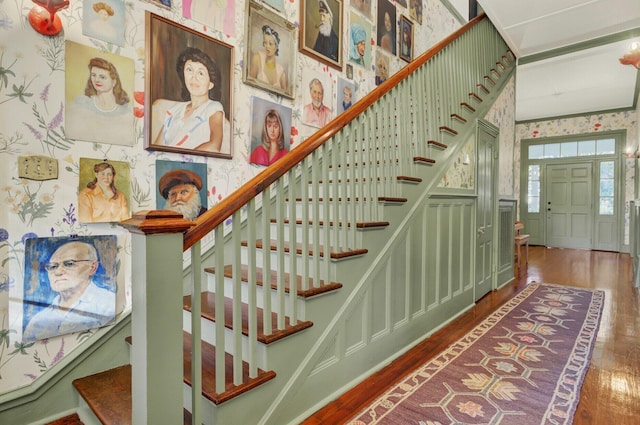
[65,41,135,146]
[77,158,130,223]
[145,12,234,158]
[182,0,236,37]
[375,48,391,85]
[301,70,334,128]
[350,0,372,21]
[377,0,397,56]
[22,235,118,342]
[244,1,297,99]
[261,0,284,12]
[155,160,208,221]
[249,97,292,166]
[349,11,372,68]
[300,0,343,70]
[82,0,126,46]
[337,78,355,113]
[409,0,423,25]
[399,15,414,62]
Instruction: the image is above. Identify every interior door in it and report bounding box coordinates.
[475,122,497,301]
[545,163,593,249]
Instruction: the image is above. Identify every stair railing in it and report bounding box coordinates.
[122,13,513,424]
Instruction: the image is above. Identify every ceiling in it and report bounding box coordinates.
[477,0,640,122]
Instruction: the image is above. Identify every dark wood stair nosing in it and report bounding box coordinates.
[203,264,343,299]
[183,292,314,344]
[240,238,368,260]
[397,175,422,184]
[414,156,436,165]
[269,217,389,230]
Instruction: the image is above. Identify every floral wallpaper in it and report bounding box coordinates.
[0,0,462,396]
[439,76,516,192]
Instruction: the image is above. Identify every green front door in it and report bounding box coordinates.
[546,163,593,249]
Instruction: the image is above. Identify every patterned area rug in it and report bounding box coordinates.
[348,283,604,425]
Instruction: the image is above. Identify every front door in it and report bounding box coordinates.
[545,163,593,249]
[475,121,498,301]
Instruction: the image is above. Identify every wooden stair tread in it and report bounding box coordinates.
[46,413,84,425]
[203,264,343,298]
[181,331,276,404]
[269,217,389,229]
[241,239,368,260]
[290,196,405,203]
[72,365,134,425]
[183,292,314,344]
[73,338,276,425]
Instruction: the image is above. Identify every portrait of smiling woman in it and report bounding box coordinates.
[244,3,296,98]
[153,47,225,152]
[146,13,233,158]
[78,158,130,224]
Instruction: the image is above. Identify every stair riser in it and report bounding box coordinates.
[287,200,379,221]
[305,183,362,199]
[203,274,307,316]
[77,398,101,425]
[183,310,269,365]
[239,245,329,278]
[267,222,352,246]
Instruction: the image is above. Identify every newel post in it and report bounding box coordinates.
[119,210,194,424]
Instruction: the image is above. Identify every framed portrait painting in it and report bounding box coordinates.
[145,12,234,159]
[300,0,343,70]
[399,15,414,62]
[22,235,118,342]
[244,1,296,99]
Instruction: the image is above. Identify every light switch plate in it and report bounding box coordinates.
[18,155,59,181]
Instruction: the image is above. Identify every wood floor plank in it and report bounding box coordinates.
[302,247,640,425]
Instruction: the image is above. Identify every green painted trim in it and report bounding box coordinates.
[516,27,640,123]
[0,314,131,424]
[519,27,640,65]
[440,0,467,25]
[519,129,627,251]
[0,312,131,408]
[516,106,638,125]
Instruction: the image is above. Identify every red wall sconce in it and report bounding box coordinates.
[28,0,70,36]
[619,41,640,70]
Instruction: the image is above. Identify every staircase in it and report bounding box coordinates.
[64,15,515,425]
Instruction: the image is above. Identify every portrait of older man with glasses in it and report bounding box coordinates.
[23,237,116,342]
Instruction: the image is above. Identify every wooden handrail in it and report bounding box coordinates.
[183,14,488,250]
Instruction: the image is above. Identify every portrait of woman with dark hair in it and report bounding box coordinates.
[78,160,130,223]
[249,25,288,90]
[154,47,225,153]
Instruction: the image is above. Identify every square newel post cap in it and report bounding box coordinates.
[118,210,195,235]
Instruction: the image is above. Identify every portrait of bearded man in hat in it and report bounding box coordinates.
[313,0,339,61]
[157,165,208,221]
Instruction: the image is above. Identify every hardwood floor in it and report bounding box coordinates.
[301,246,640,424]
